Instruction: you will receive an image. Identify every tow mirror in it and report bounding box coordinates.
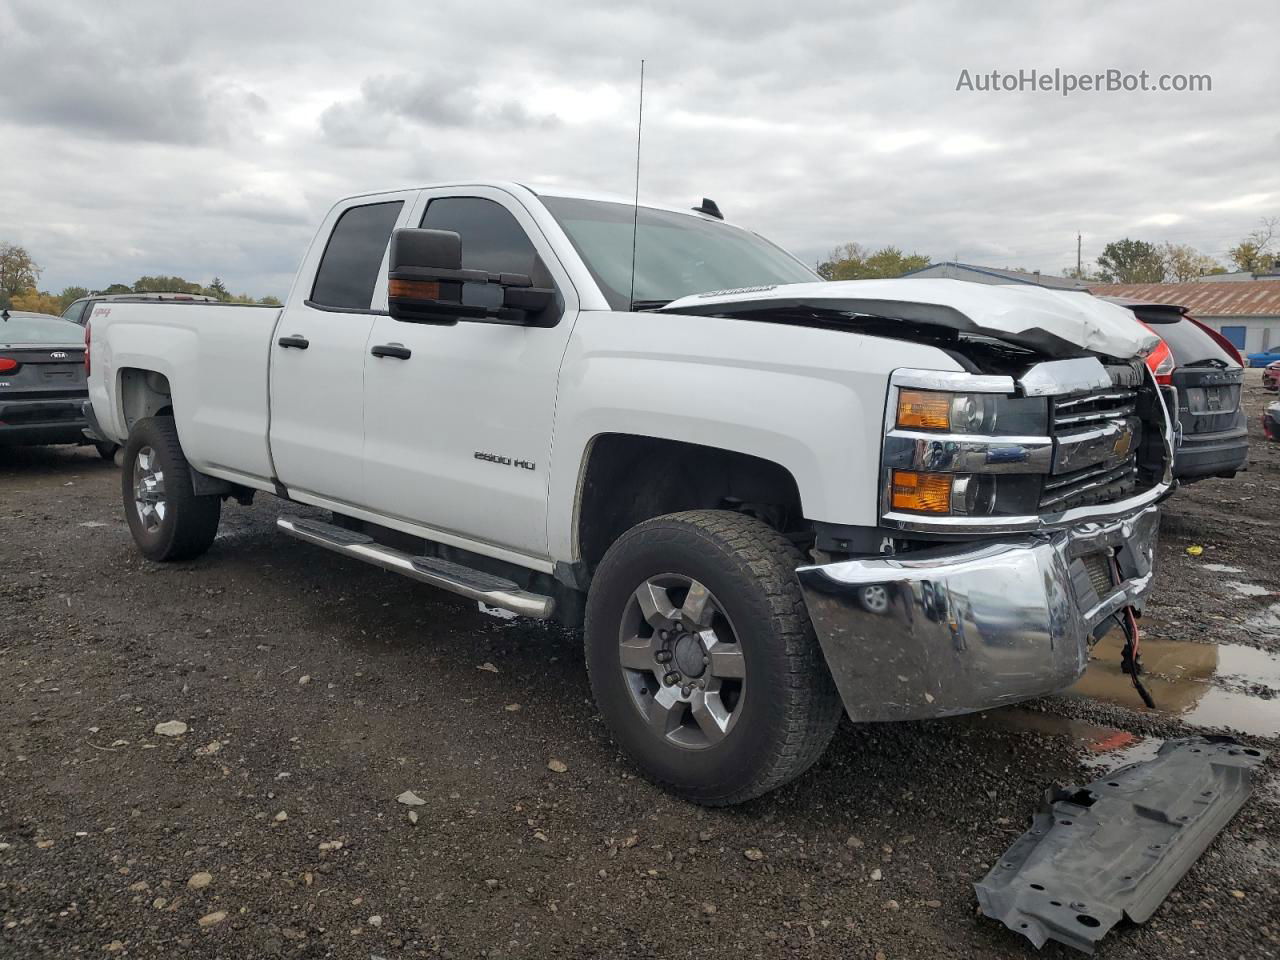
[388,228,556,325]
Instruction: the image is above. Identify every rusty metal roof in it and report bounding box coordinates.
[1088,280,1280,317]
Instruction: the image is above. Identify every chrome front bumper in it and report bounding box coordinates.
[795,504,1160,722]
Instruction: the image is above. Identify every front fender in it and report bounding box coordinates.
[546,311,965,562]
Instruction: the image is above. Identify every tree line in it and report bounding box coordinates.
[7,215,1277,309]
[0,242,282,314]
[818,216,1277,284]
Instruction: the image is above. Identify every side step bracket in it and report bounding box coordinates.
[277,516,555,619]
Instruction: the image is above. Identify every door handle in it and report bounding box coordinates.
[277,335,310,350]
[370,343,412,360]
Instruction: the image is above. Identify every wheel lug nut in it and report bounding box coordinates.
[663,672,680,687]
[655,650,672,664]
[681,685,692,697]
[660,630,670,640]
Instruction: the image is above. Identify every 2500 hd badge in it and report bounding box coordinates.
[474,450,536,470]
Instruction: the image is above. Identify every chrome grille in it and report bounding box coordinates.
[1051,389,1138,429]
[1043,375,1146,512]
[1040,454,1139,510]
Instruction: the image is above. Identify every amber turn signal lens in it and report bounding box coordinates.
[896,390,951,430]
[388,278,441,300]
[890,470,952,513]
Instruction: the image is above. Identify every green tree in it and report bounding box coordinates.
[818,242,930,280]
[0,242,41,305]
[1095,239,1165,283]
[132,275,204,294]
[259,295,282,306]
[1159,242,1223,282]
[101,283,133,295]
[59,286,90,311]
[207,277,230,300]
[1227,218,1276,274]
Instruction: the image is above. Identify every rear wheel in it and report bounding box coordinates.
[584,510,842,805]
[122,417,221,561]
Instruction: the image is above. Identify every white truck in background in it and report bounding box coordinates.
[85,181,1173,804]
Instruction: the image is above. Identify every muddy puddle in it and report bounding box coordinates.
[1069,632,1280,738]
[1246,603,1280,638]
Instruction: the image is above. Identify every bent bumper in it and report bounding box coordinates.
[796,505,1160,722]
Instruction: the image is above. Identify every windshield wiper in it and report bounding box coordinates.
[1183,358,1230,368]
[630,299,673,311]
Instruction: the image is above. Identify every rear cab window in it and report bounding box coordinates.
[310,201,405,310]
[61,299,89,325]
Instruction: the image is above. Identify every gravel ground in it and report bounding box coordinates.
[2,377,1278,959]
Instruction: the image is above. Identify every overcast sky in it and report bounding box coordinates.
[2,0,1278,298]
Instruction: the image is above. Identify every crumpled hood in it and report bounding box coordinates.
[660,278,1160,359]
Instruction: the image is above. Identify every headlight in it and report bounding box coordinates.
[890,471,1001,515]
[896,390,998,434]
[895,389,1047,436]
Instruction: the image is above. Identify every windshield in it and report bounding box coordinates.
[541,196,816,310]
[0,314,85,346]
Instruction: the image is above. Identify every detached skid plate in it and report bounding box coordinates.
[975,737,1267,954]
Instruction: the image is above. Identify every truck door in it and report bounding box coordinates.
[360,187,580,559]
[269,194,414,504]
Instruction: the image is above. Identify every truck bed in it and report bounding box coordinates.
[87,300,282,485]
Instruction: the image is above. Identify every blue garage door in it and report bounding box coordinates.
[1220,325,1247,349]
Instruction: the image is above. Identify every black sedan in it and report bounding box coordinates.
[0,309,107,455]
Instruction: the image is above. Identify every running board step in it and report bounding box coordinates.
[276,516,554,619]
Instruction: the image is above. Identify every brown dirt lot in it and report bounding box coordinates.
[2,377,1278,959]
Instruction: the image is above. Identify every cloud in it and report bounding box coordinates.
[319,71,560,147]
[0,0,1277,297]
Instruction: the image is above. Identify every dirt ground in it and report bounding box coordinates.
[2,376,1278,959]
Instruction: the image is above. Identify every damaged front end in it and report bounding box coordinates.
[796,354,1175,721]
[665,279,1176,721]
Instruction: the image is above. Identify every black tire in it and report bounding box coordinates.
[121,417,221,562]
[94,440,118,461]
[584,510,842,805]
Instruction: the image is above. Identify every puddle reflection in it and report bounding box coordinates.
[1069,634,1280,738]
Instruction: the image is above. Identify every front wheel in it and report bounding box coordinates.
[94,440,118,461]
[584,510,842,805]
[121,417,221,561]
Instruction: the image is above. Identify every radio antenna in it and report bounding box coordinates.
[627,59,645,313]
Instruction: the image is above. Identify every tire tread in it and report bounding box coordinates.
[586,509,842,805]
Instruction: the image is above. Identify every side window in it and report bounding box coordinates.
[310,200,404,310]
[421,197,539,277]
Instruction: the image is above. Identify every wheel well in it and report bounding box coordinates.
[575,435,805,573]
[119,368,174,430]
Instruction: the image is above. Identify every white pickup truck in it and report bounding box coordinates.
[86,181,1172,804]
